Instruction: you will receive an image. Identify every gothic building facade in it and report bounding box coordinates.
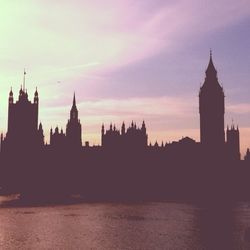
[49,94,82,150]
[0,84,44,153]
[226,124,240,161]
[66,93,82,149]
[101,121,148,149]
[50,127,66,149]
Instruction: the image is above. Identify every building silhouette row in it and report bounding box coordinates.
[101,121,147,150]
[1,52,249,160]
[1,52,245,159]
[0,52,249,201]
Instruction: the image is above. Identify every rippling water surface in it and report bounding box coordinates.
[1,196,250,249]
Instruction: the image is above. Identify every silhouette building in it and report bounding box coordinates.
[49,93,82,150]
[0,52,250,201]
[0,75,44,153]
[66,93,82,149]
[199,51,225,152]
[245,148,250,162]
[101,121,148,149]
[50,127,66,149]
[226,124,240,161]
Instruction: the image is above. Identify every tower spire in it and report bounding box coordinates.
[70,92,78,120]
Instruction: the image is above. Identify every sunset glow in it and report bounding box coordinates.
[0,0,250,156]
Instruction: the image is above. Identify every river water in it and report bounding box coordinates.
[1,196,250,249]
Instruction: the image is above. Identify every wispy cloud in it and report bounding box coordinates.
[227,103,250,114]
[41,95,196,119]
[48,62,101,73]
[35,95,198,145]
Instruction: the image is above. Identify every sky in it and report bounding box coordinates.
[0,0,250,156]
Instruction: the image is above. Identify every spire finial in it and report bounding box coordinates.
[73,92,76,107]
[23,68,26,91]
[231,118,234,129]
[208,49,213,65]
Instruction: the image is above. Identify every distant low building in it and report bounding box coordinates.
[244,149,250,162]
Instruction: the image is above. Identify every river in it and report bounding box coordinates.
[1,196,250,249]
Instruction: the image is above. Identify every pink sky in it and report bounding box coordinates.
[0,0,250,157]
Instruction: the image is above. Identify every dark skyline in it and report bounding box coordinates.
[0,51,249,203]
[0,53,248,160]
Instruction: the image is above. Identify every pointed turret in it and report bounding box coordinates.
[34,87,39,104]
[70,93,78,120]
[141,120,146,134]
[73,92,76,108]
[121,121,125,135]
[9,87,13,104]
[205,50,217,76]
[19,85,23,96]
[38,122,44,146]
[101,124,105,135]
[66,92,82,148]
[201,50,223,91]
[9,87,13,96]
